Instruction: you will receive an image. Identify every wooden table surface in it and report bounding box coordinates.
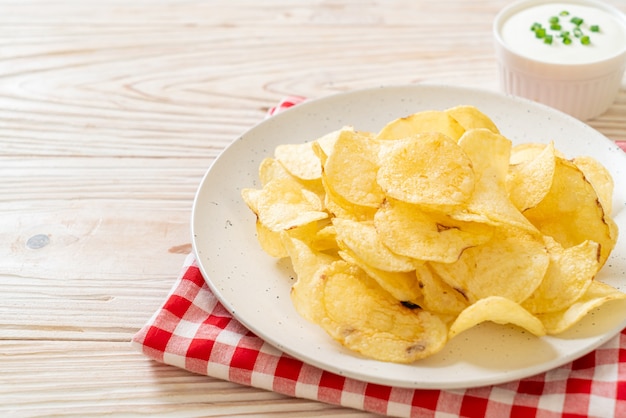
[2,1,625,416]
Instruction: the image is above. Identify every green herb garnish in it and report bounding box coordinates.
[573,27,583,38]
[534,27,547,39]
[530,10,600,46]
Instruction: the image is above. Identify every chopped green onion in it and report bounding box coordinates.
[570,16,584,26]
[530,11,600,47]
[535,27,546,38]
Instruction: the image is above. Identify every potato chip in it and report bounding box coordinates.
[259,157,325,200]
[376,110,465,141]
[376,133,475,206]
[245,177,328,231]
[456,128,536,232]
[323,129,386,208]
[311,127,354,167]
[255,220,287,258]
[506,141,556,212]
[322,177,377,221]
[445,105,500,134]
[509,142,565,165]
[241,187,262,214]
[522,236,599,314]
[430,226,549,304]
[283,236,338,324]
[254,215,330,258]
[573,155,614,215]
[333,218,418,272]
[417,265,468,316]
[537,281,626,334]
[309,224,339,252]
[275,142,321,181]
[449,296,546,338]
[338,249,422,303]
[374,198,494,263]
[524,157,618,267]
[259,157,293,185]
[319,260,448,363]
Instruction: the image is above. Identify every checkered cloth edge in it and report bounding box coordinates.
[133,96,626,418]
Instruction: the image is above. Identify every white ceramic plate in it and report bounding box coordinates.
[191,85,626,389]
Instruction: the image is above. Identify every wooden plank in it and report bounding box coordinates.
[0,341,375,417]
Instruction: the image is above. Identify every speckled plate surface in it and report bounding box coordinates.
[191,85,626,389]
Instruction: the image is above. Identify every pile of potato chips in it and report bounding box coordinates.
[241,105,624,363]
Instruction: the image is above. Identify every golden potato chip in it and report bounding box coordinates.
[524,157,618,267]
[573,155,614,215]
[318,127,350,154]
[376,133,475,206]
[275,142,321,181]
[375,198,494,263]
[537,281,626,334]
[506,141,556,212]
[333,218,418,272]
[322,177,377,221]
[417,265,468,316]
[319,260,448,363]
[259,157,325,198]
[323,129,385,208]
[311,127,354,167]
[245,177,328,231]
[445,105,500,134]
[283,236,339,324]
[456,128,536,232]
[255,220,287,258]
[509,142,565,165]
[510,143,546,164]
[309,224,339,252]
[338,249,422,303]
[449,296,546,338]
[522,236,599,314]
[430,226,549,304]
[376,110,465,141]
[259,157,293,185]
[241,187,262,214]
[255,220,329,258]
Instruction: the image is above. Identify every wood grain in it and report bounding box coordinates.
[1,0,624,416]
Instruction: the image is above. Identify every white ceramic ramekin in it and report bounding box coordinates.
[493,0,626,120]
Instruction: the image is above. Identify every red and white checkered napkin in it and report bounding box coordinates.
[133,97,626,417]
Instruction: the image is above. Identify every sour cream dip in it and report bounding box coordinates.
[493,0,626,120]
[500,2,626,65]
